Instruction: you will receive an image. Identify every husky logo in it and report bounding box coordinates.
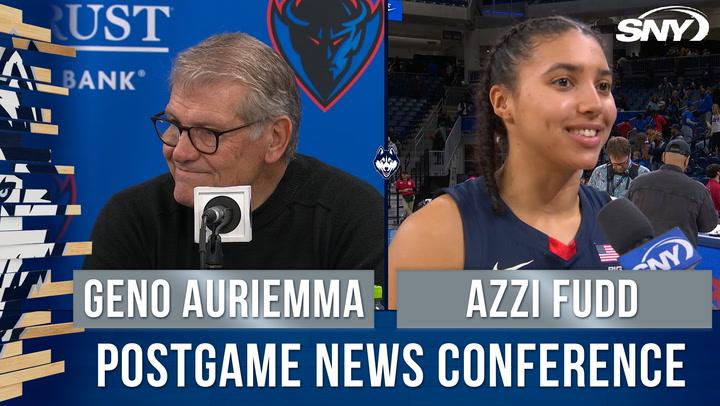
[374,146,399,179]
[616,6,709,42]
[268,0,384,111]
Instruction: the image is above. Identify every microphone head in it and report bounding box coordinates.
[597,198,655,255]
[203,206,226,225]
[203,196,242,233]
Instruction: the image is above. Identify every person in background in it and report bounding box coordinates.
[698,87,713,124]
[632,111,654,133]
[588,136,649,198]
[681,105,698,142]
[706,164,720,215]
[627,139,717,246]
[709,104,720,155]
[646,95,659,112]
[394,172,416,220]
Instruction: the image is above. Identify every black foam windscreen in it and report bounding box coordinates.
[203,196,242,234]
[597,198,655,255]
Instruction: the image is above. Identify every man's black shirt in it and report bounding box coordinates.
[84,155,384,284]
[627,164,718,246]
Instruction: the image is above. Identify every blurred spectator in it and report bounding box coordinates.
[658,77,674,99]
[588,137,649,198]
[394,172,416,220]
[681,105,698,141]
[628,130,645,152]
[632,112,654,133]
[646,95,659,112]
[645,127,663,169]
[633,150,650,169]
[627,139,717,246]
[710,104,720,155]
[698,87,713,124]
[616,120,632,138]
[707,164,720,214]
[670,124,683,140]
[652,110,668,134]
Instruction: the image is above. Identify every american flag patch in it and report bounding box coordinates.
[596,244,619,262]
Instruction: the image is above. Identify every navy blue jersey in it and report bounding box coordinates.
[444,179,619,270]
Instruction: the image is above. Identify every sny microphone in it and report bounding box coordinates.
[598,198,702,270]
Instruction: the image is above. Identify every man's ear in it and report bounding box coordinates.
[489,84,514,123]
[265,116,292,163]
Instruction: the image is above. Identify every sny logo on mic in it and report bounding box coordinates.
[619,227,702,270]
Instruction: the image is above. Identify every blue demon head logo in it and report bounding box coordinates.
[268,0,384,111]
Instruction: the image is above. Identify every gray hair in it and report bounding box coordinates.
[170,33,301,160]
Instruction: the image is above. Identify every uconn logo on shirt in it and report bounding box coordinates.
[616,6,709,43]
[52,3,171,91]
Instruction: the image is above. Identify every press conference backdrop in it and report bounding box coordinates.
[9,0,385,260]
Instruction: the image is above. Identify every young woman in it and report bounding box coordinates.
[389,17,618,308]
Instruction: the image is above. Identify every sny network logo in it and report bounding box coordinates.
[633,237,695,270]
[616,6,709,43]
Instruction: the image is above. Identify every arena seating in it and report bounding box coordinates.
[388,97,430,140]
[388,73,445,139]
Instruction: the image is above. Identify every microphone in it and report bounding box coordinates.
[598,198,702,270]
[201,196,242,234]
[598,198,654,255]
[203,206,229,227]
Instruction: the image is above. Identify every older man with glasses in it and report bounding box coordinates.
[84,33,384,284]
[588,136,650,198]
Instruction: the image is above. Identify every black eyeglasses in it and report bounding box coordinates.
[610,157,630,168]
[150,112,262,154]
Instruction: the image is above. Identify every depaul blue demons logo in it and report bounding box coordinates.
[268,0,384,111]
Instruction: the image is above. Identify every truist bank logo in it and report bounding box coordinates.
[616,6,709,42]
[51,3,171,52]
[51,3,171,91]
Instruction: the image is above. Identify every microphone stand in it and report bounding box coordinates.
[199,213,232,270]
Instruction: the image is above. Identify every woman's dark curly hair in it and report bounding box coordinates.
[476,16,605,212]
